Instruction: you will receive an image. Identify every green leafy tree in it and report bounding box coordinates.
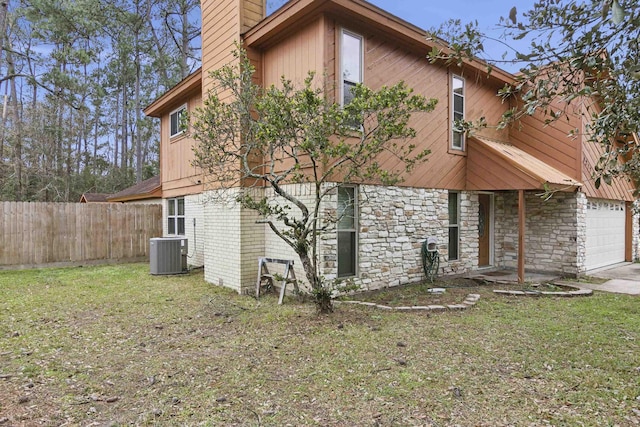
[192,48,436,313]
[428,0,640,191]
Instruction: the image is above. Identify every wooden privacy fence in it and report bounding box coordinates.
[0,202,162,268]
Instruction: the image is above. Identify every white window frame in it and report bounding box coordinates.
[169,104,187,138]
[167,197,185,235]
[340,29,363,107]
[448,191,460,261]
[451,75,465,151]
[337,185,358,278]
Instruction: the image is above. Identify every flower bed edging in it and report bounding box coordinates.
[336,293,481,311]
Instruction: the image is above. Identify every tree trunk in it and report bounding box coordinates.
[134,23,142,182]
[6,47,23,200]
[297,247,333,314]
[0,0,8,160]
[121,87,128,170]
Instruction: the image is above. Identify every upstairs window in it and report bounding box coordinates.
[341,29,363,107]
[170,105,187,138]
[451,75,465,150]
[167,197,185,235]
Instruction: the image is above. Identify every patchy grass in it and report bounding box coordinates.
[1,264,639,426]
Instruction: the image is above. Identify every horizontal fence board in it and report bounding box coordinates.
[0,202,162,268]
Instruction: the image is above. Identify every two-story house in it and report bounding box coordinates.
[144,0,639,294]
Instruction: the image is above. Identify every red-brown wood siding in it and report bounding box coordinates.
[508,102,582,181]
[467,142,542,190]
[160,91,204,198]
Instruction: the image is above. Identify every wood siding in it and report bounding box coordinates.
[241,0,264,32]
[0,202,161,268]
[508,101,582,181]
[467,141,541,190]
[252,13,512,191]
[201,0,240,94]
[581,138,636,201]
[338,20,509,190]
[160,92,204,198]
[511,99,635,201]
[262,17,325,87]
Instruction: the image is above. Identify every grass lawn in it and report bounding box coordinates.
[1,263,639,426]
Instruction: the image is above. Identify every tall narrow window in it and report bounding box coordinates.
[451,75,465,150]
[167,197,185,235]
[448,192,459,260]
[170,105,187,138]
[337,186,357,277]
[341,30,363,107]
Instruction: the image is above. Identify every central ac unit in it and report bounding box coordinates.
[150,237,187,275]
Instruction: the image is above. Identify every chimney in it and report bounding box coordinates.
[200,0,266,95]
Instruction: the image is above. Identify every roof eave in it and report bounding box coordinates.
[144,68,202,117]
[243,0,514,85]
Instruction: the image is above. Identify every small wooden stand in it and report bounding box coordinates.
[255,257,299,304]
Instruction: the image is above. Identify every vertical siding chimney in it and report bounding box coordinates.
[200,0,265,95]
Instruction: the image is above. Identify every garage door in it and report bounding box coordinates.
[585,198,626,271]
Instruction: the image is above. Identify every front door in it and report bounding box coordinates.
[478,194,491,267]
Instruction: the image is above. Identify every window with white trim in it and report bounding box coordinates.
[341,29,363,107]
[167,197,185,235]
[170,105,187,138]
[451,75,465,150]
[337,186,357,277]
[448,192,459,260]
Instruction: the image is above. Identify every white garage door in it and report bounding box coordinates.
[585,198,626,271]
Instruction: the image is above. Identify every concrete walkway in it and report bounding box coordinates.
[578,263,640,295]
[470,263,640,295]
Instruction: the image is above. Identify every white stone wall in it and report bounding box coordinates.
[494,191,580,275]
[262,183,319,291]
[455,192,480,275]
[575,192,587,273]
[184,194,205,268]
[633,201,640,261]
[200,188,266,294]
[203,189,243,293]
[161,195,205,268]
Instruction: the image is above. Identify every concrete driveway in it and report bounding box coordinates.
[581,263,640,295]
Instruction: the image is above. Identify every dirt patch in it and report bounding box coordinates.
[342,279,592,307]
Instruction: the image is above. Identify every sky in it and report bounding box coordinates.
[367,0,537,72]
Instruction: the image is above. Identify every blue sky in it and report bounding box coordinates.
[368,0,537,72]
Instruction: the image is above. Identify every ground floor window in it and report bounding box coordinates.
[448,192,459,260]
[337,186,357,277]
[167,197,185,235]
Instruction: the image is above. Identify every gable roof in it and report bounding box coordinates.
[243,0,515,86]
[79,193,111,203]
[107,176,162,202]
[467,137,583,191]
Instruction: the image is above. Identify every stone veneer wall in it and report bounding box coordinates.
[320,185,479,291]
[494,190,580,275]
[200,183,482,294]
[633,201,640,262]
[575,192,587,273]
